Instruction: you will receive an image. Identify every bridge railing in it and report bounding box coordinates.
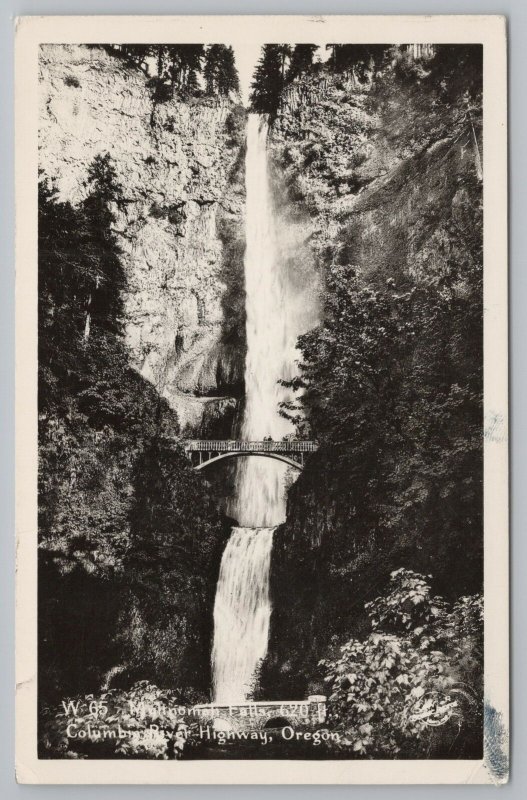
[184,440,318,453]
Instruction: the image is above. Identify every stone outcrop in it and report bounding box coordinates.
[39,45,246,435]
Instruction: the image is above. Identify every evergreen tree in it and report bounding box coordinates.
[38,179,87,404]
[287,44,318,81]
[278,45,293,80]
[80,154,125,339]
[249,44,290,114]
[203,44,222,94]
[327,44,388,78]
[118,45,152,71]
[38,154,128,422]
[217,46,240,96]
[38,153,222,708]
[204,44,240,97]
[104,43,239,100]
[185,68,201,97]
[166,45,205,93]
[152,44,169,78]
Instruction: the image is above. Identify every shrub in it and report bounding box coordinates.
[39,682,201,760]
[320,569,483,758]
[64,74,80,88]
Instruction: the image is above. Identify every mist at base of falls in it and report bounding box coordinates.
[211,114,316,704]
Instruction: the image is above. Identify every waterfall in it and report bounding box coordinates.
[212,114,297,704]
[233,113,298,528]
[212,527,273,704]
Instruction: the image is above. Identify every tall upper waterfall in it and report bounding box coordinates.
[232,114,299,529]
[212,114,298,704]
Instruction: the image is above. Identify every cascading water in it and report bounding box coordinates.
[211,527,274,704]
[232,114,299,529]
[212,114,298,704]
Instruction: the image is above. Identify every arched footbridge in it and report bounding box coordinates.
[183,440,318,471]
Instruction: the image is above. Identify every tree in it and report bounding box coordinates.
[38,156,224,713]
[269,110,483,698]
[80,154,125,341]
[38,154,150,428]
[204,44,240,97]
[287,44,318,81]
[166,45,205,94]
[38,154,125,404]
[100,43,241,101]
[120,438,228,688]
[38,179,87,405]
[118,45,152,71]
[217,46,240,96]
[204,45,222,94]
[185,67,201,97]
[152,45,169,78]
[250,44,290,114]
[326,44,388,79]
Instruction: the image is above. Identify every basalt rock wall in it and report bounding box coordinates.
[39,44,247,436]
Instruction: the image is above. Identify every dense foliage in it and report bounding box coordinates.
[250,44,323,114]
[287,45,319,82]
[250,43,390,114]
[39,154,126,418]
[119,439,228,690]
[325,44,389,76]
[39,682,198,759]
[40,571,482,761]
[321,570,483,758]
[275,178,482,608]
[38,43,486,762]
[250,43,482,118]
[38,155,228,710]
[250,45,291,114]
[203,44,240,97]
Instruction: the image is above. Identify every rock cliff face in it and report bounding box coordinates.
[269,54,482,285]
[39,45,246,435]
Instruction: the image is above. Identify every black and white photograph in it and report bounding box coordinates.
[14,14,508,784]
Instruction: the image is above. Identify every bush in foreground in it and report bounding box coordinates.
[39,682,201,760]
[320,569,483,758]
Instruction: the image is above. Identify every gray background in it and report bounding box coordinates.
[1,0,522,795]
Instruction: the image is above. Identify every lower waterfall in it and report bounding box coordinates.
[212,528,273,704]
[211,114,298,703]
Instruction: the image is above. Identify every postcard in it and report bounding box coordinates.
[15,14,508,784]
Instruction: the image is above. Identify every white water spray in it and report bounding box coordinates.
[212,115,298,704]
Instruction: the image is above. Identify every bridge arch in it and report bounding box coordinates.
[193,450,302,472]
[184,440,318,472]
